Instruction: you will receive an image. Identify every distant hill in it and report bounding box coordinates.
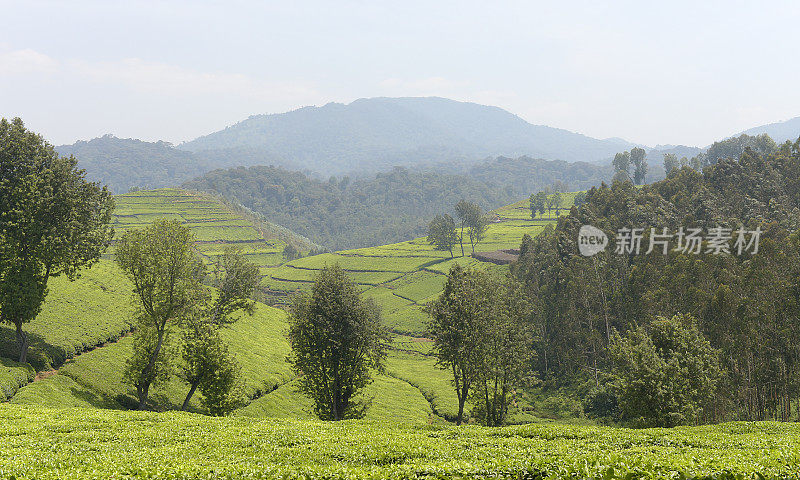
[738,116,800,144]
[56,135,207,193]
[177,97,639,175]
[56,135,293,193]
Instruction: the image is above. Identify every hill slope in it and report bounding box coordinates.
[178,97,638,174]
[738,115,800,144]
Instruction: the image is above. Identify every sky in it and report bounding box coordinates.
[1,0,799,148]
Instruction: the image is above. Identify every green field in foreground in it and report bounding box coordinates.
[1,404,798,479]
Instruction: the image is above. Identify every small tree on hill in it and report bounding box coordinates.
[466,213,489,254]
[427,214,458,258]
[288,264,388,420]
[116,220,204,410]
[0,118,114,364]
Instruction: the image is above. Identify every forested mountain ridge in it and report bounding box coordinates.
[177,97,639,174]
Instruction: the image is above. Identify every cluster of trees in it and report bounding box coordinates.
[528,184,586,219]
[426,265,533,426]
[185,165,516,251]
[427,200,489,257]
[116,221,259,414]
[514,134,800,425]
[611,147,648,184]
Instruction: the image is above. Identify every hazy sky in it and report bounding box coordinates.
[2,0,799,147]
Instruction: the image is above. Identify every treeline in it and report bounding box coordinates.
[513,135,800,425]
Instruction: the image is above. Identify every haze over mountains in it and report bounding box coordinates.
[177,97,639,173]
[54,96,800,193]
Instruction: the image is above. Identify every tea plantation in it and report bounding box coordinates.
[1,404,799,479]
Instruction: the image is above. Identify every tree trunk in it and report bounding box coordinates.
[137,327,166,410]
[182,381,199,411]
[459,226,465,257]
[15,322,29,364]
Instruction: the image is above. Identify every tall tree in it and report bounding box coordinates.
[427,214,458,258]
[663,153,680,176]
[631,147,648,184]
[426,265,493,425]
[179,248,258,411]
[454,200,474,257]
[288,264,388,420]
[466,212,489,254]
[471,275,534,427]
[612,151,631,180]
[529,191,547,219]
[116,220,204,409]
[0,118,114,363]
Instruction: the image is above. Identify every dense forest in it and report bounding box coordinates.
[185,157,613,250]
[513,135,800,424]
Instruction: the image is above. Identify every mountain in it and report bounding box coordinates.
[177,97,639,175]
[56,135,293,193]
[738,116,800,144]
[56,135,208,193]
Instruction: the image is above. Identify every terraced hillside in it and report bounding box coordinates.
[261,192,575,335]
[3,189,573,425]
[112,189,321,277]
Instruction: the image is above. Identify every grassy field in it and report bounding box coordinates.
[1,404,799,479]
[0,259,136,370]
[12,302,293,412]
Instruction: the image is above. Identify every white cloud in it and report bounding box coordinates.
[0,48,58,75]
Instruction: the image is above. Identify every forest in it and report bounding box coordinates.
[514,136,800,425]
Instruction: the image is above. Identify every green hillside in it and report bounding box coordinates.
[260,193,573,335]
[112,188,321,275]
[3,189,571,425]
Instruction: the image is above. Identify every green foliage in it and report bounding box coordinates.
[609,314,722,427]
[425,265,494,425]
[514,140,800,422]
[426,214,458,257]
[3,404,800,478]
[288,265,389,420]
[470,276,534,427]
[115,220,204,409]
[0,117,114,363]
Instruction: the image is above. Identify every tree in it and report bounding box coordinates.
[550,191,563,216]
[116,220,204,409]
[608,314,722,427]
[573,191,587,207]
[466,214,488,254]
[179,248,258,411]
[455,200,476,256]
[471,276,534,426]
[663,153,680,176]
[283,243,301,260]
[287,264,388,420]
[612,151,631,180]
[425,265,493,425]
[427,214,458,258]
[180,316,243,415]
[0,118,114,364]
[529,191,547,219]
[631,147,648,184]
